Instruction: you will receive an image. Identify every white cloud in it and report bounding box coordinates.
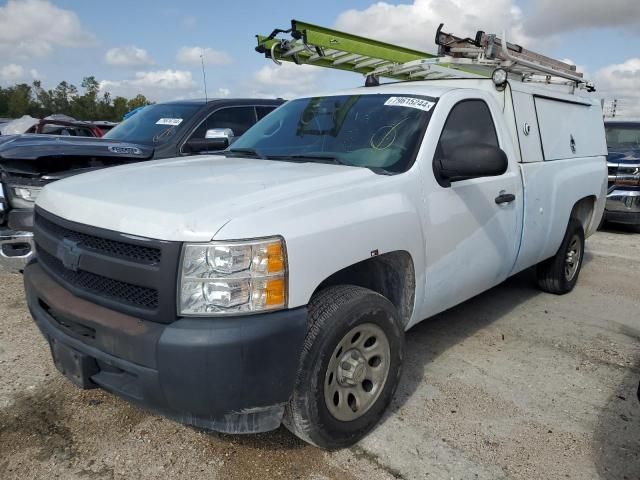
[0,63,25,82]
[105,46,154,66]
[252,62,324,99]
[0,63,40,84]
[335,0,531,55]
[596,58,640,118]
[0,0,95,58]
[525,0,640,36]
[99,70,197,101]
[217,87,231,98]
[129,70,196,89]
[176,47,231,66]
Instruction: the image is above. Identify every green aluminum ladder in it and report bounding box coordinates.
[255,20,593,90]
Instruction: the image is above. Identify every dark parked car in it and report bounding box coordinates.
[0,98,284,271]
[604,120,640,232]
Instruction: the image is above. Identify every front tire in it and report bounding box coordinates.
[283,285,404,449]
[536,218,585,294]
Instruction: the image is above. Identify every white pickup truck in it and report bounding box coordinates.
[24,77,607,449]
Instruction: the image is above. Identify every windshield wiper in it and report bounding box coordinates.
[287,153,397,175]
[225,147,266,159]
[276,153,353,167]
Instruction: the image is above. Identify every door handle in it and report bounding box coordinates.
[495,193,515,204]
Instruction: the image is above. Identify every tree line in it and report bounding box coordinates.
[0,76,152,122]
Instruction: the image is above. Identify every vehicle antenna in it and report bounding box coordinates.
[200,53,208,103]
[201,52,210,138]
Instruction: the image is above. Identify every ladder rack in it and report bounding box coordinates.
[255,20,595,91]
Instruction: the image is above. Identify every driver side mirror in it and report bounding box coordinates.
[434,144,508,187]
[184,128,235,153]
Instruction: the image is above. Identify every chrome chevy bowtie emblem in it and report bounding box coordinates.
[58,238,81,272]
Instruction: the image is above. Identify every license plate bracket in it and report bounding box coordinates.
[49,338,99,389]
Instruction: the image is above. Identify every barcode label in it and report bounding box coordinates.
[156,118,183,126]
[384,97,435,112]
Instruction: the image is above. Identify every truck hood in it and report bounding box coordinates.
[0,134,153,163]
[36,155,378,241]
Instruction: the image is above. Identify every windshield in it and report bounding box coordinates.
[228,94,437,173]
[104,103,201,145]
[605,123,640,150]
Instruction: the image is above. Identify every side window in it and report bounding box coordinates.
[256,106,276,121]
[189,106,257,140]
[435,100,499,161]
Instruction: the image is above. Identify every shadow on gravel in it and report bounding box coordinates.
[0,382,75,465]
[592,339,640,480]
[385,268,540,419]
[216,427,306,450]
[599,222,640,236]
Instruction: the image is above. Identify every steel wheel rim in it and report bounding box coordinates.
[324,322,391,422]
[564,234,582,281]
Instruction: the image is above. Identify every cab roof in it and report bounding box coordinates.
[159,98,285,106]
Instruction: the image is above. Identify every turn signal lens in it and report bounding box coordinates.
[265,278,286,306]
[266,243,285,273]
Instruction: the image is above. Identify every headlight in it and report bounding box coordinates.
[10,185,42,208]
[178,236,287,316]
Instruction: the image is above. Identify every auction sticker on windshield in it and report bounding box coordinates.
[384,97,435,112]
[156,118,183,126]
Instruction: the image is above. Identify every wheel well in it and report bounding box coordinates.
[313,251,415,327]
[571,195,597,232]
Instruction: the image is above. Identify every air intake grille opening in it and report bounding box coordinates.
[38,249,159,310]
[36,212,161,264]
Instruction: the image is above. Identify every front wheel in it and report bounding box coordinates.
[536,218,585,294]
[283,285,404,449]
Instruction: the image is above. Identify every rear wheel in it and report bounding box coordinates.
[536,218,585,294]
[283,285,404,449]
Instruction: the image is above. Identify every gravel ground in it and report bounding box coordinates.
[0,228,638,479]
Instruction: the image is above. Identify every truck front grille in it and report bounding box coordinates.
[38,249,159,309]
[36,213,161,264]
[33,207,181,323]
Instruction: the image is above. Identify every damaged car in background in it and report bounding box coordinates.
[604,119,640,232]
[0,114,106,137]
[0,98,283,272]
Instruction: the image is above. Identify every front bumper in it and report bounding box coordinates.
[605,189,640,225]
[7,208,35,231]
[24,261,307,433]
[0,228,35,272]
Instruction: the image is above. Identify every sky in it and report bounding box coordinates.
[0,0,639,116]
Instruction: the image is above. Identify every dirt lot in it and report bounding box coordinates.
[1,228,639,480]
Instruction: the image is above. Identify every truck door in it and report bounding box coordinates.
[422,96,522,317]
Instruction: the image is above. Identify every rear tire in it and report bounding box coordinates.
[536,218,585,294]
[283,285,404,449]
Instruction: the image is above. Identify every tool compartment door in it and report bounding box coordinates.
[534,96,607,161]
[511,91,543,163]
